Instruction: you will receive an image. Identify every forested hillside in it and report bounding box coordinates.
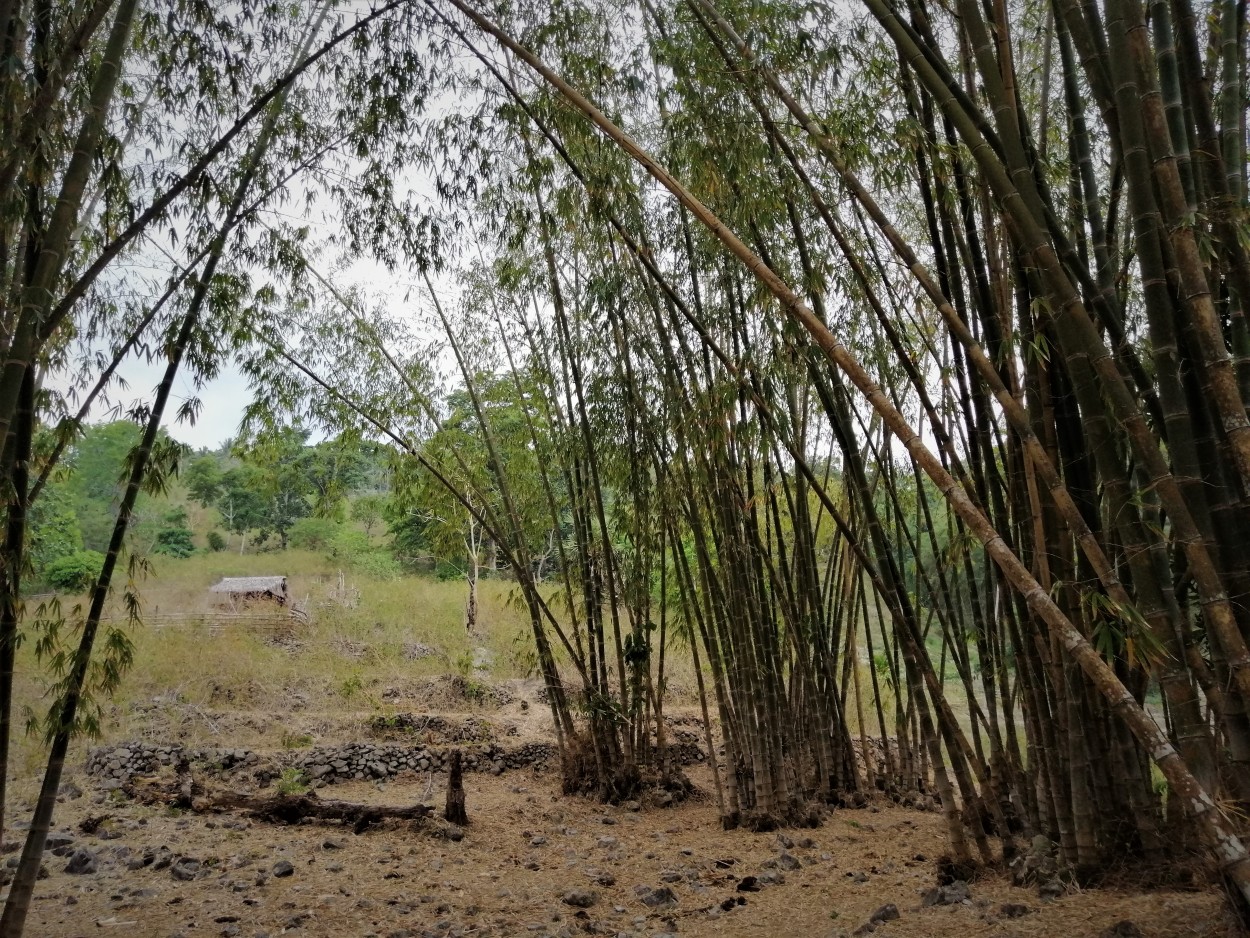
[0,0,1247,934]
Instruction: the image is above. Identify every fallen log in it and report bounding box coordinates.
[198,792,434,833]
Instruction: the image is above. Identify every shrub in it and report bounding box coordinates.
[44,550,106,592]
[206,530,227,552]
[350,548,401,580]
[275,767,308,796]
[289,517,341,551]
[280,731,314,749]
[152,508,195,558]
[153,527,194,558]
[327,526,400,579]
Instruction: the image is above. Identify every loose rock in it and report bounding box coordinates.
[922,880,970,906]
[635,885,678,908]
[64,848,97,875]
[777,851,801,871]
[869,903,899,924]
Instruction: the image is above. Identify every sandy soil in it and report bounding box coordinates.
[13,759,1240,938]
[4,674,1239,938]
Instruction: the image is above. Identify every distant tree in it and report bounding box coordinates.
[26,486,84,578]
[184,455,225,508]
[351,494,388,539]
[206,531,227,553]
[57,421,184,552]
[64,422,143,550]
[235,426,379,547]
[216,467,269,553]
[301,436,371,517]
[64,421,141,505]
[386,507,432,571]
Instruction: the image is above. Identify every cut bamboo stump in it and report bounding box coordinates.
[444,749,468,826]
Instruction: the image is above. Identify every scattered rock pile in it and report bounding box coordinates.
[383,675,516,707]
[401,642,439,660]
[1009,834,1067,898]
[922,879,971,907]
[366,713,513,743]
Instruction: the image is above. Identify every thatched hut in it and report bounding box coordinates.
[209,576,289,611]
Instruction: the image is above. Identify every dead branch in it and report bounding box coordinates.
[198,792,433,833]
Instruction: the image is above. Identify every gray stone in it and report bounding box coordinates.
[562,889,597,908]
[921,881,970,907]
[64,848,97,875]
[777,851,801,871]
[635,885,677,909]
[273,859,295,878]
[869,903,899,924]
[59,782,83,800]
[1038,878,1064,899]
[171,858,200,881]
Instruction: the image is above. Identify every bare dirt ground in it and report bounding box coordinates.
[9,685,1242,938]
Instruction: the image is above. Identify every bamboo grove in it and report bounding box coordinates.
[0,0,1248,933]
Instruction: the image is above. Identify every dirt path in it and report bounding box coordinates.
[14,764,1238,938]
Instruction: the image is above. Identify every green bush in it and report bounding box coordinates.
[326,526,400,579]
[153,527,194,558]
[434,559,462,581]
[288,517,341,551]
[44,550,106,591]
[351,548,401,580]
[206,530,227,552]
[153,508,195,558]
[328,526,370,558]
[275,767,308,795]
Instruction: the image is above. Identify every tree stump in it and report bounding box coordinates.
[444,749,468,826]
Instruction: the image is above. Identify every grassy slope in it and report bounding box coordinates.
[9,543,979,792]
[10,549,542,779]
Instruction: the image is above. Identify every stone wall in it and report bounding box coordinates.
[84,738,704,788]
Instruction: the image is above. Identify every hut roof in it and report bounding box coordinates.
[209,576,287,595]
